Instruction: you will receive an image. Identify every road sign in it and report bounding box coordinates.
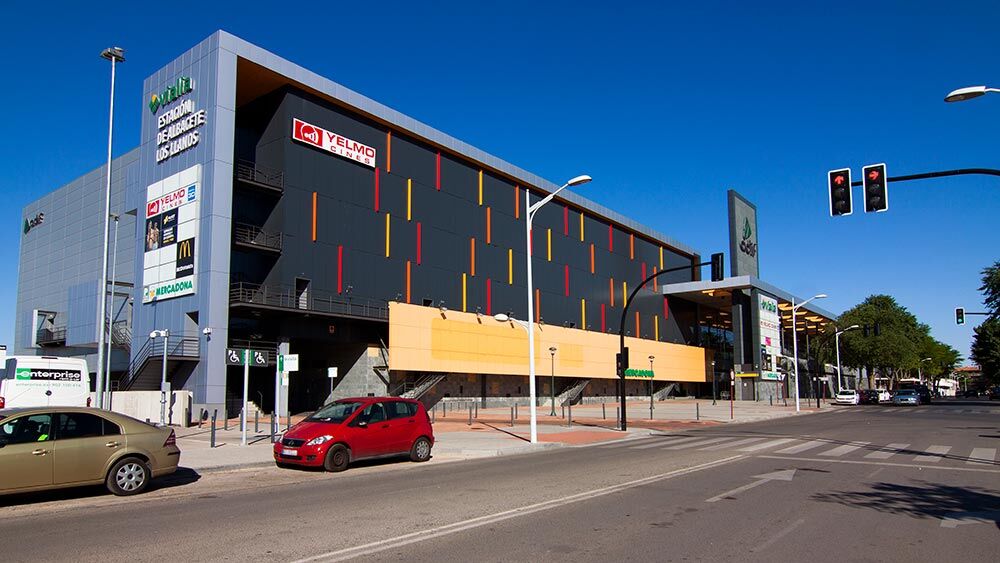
[226,348,244,365]
[279,354,299,373]
[328,367,338,378]
[251,350,268,367]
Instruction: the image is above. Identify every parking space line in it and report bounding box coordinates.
[864,443,909,460]
[913,445,951,463]
[818,442,870,457]
[967,448,997,465]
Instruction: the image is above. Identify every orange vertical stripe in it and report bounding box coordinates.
[405,260,411,304]
[515,185,520,219]
[535,289,540,323]
[610,277,615,307]
[486,207,492,244]
[630,234,635,260]
[386,130,392,173]
[635,311,640,337]
[470,237,476,277]
[590,243,595,274]
[311,192,317,241]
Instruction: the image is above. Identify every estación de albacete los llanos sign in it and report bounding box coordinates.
[151,76,207,164]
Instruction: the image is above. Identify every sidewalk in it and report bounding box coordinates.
[173,398,828,473]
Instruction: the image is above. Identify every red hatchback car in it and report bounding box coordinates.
[273,397,434,472]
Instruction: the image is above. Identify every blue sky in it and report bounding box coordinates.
[2,1,996,362]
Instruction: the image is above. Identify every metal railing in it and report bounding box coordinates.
[110,320,131,348]
[119,333,201,391]
[36,326,67,345]
[234,159,283,191]
[229,282,389,321]
[233,222,282,252]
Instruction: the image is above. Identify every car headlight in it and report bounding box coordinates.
[306,435,334,446]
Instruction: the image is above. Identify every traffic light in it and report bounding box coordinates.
[616,347,629,376]
[862,163,888,213]
[956,307,965,325]
[710,253,724,281]
[828,168,852,216]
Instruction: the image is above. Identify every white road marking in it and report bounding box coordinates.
[758,455,1000,474]
[753,518,806,553]
[967,448,997,465]
[597,439,651,449]
[705,469,796,503]
[700,437,768,451]
[774,440,827,454]
[864,443,910,460]
[664,437,733,450]
[629,436,704,449]
[738,438,797,452]
[291,455,746,563]
[818,442,870,457]
[914,445,951,463]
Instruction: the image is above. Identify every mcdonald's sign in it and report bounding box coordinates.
[176,237,195,278]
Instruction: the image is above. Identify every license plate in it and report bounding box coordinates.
[282,448,297,456]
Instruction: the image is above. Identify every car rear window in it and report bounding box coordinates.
[388,401,417,419]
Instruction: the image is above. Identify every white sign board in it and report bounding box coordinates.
[758,294,782,380]
[279,354,299,373]
[142,164,200,303]
[327,367,338,379]
[292,118,377,168]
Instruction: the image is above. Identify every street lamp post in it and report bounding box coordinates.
[648,355,654,413]
[944,85,1000,103]
[548,346,557,416]
[791,294,827,412]
[522,175,592,444]
[103,213,120,408]
[711,360,717,406]
[96,46,125,410]
[150,329,169,425]
[834,324,860,391]
[918,357,932,384]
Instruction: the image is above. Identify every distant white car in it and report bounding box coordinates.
[835,389,860,405]
[877,389,891,403]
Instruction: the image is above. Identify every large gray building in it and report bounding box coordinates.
[15,31,837,422]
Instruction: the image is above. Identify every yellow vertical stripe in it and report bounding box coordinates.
[470,238,476,277]
[659,247,664,270]
[581,298,586,330]
[406,178,412,221]
[547,228,552,262]
[385,213,391,257]
[508,249,513,285]
[386,131,392,173]
[579,212,585,241]
[462,273,467,312]
[478,170,483,206]
[622,281,628,307]
[654,315,659,341]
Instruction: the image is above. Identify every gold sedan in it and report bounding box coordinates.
[0,407,180,496]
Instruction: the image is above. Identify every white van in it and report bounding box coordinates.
[0,356,91,409]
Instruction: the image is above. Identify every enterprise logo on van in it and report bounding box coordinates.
[15,368,82,382]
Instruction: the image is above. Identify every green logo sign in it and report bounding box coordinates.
[739,216,757,257]
[149,76,193,113]
[624,368,654,378]
[151,280,193,299]
[760,299,777,313]
[15,367,31,380]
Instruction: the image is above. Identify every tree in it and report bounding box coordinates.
[971,317,1000,386]
[837,295,925,389]
[979,260,1000,315]
[919,336,962,392]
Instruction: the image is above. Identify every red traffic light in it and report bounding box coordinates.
[827,168,852,217]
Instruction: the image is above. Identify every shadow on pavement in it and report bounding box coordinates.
[812,481,1000,528]
[0,467,202,508]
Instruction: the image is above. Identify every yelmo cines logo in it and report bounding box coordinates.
[149,76,193,113]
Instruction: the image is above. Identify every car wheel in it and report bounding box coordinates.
[106,457,151,496]
[324,444,350,472]
[410,436,432,462]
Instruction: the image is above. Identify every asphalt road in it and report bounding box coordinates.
[1,398,998,562]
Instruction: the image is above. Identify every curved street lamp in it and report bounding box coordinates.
[791,294,827,412]
[834,324,860,391]
[944,85,1000,103]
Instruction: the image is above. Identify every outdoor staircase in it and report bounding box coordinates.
[400,374,446,400]
[653,383,679,401]
[555,379,591,406]
[119,333,200,391]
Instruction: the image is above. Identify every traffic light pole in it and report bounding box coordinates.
[849,167,1000,187]
[617,259,714,432]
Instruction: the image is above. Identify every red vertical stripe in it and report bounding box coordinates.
[486,278,492,316]
[641,263,647,289]
[663,296,669,320]
[564,264,570,296]
[608,224,613,251]
[529,229,534,256]
[563,206,569,236]
[374,167,380,212]
[601,303,606,332]
[337,245,344,294]
[435,151,441,190]
[416,222,422,265]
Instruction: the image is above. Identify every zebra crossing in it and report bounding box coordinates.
[597,434,999,466]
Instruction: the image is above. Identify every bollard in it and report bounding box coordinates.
[650,402,654,420]
[769,396,773,406]
[444,402,447,418]
[210,410,217,448]
[515,403,518,419]
[696,402,700,421]
[474,402,478,419]
[616,407,621,430]
[286,414,291,433]
[568,402,573,428]
[270,413,276,443]
[255,410,260,434]
[561,405,565,419]
[198,408,205,429]
[602,403,606,420]
[468,405,472,426]
[224,411,229,431]
[510,406,515,427]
